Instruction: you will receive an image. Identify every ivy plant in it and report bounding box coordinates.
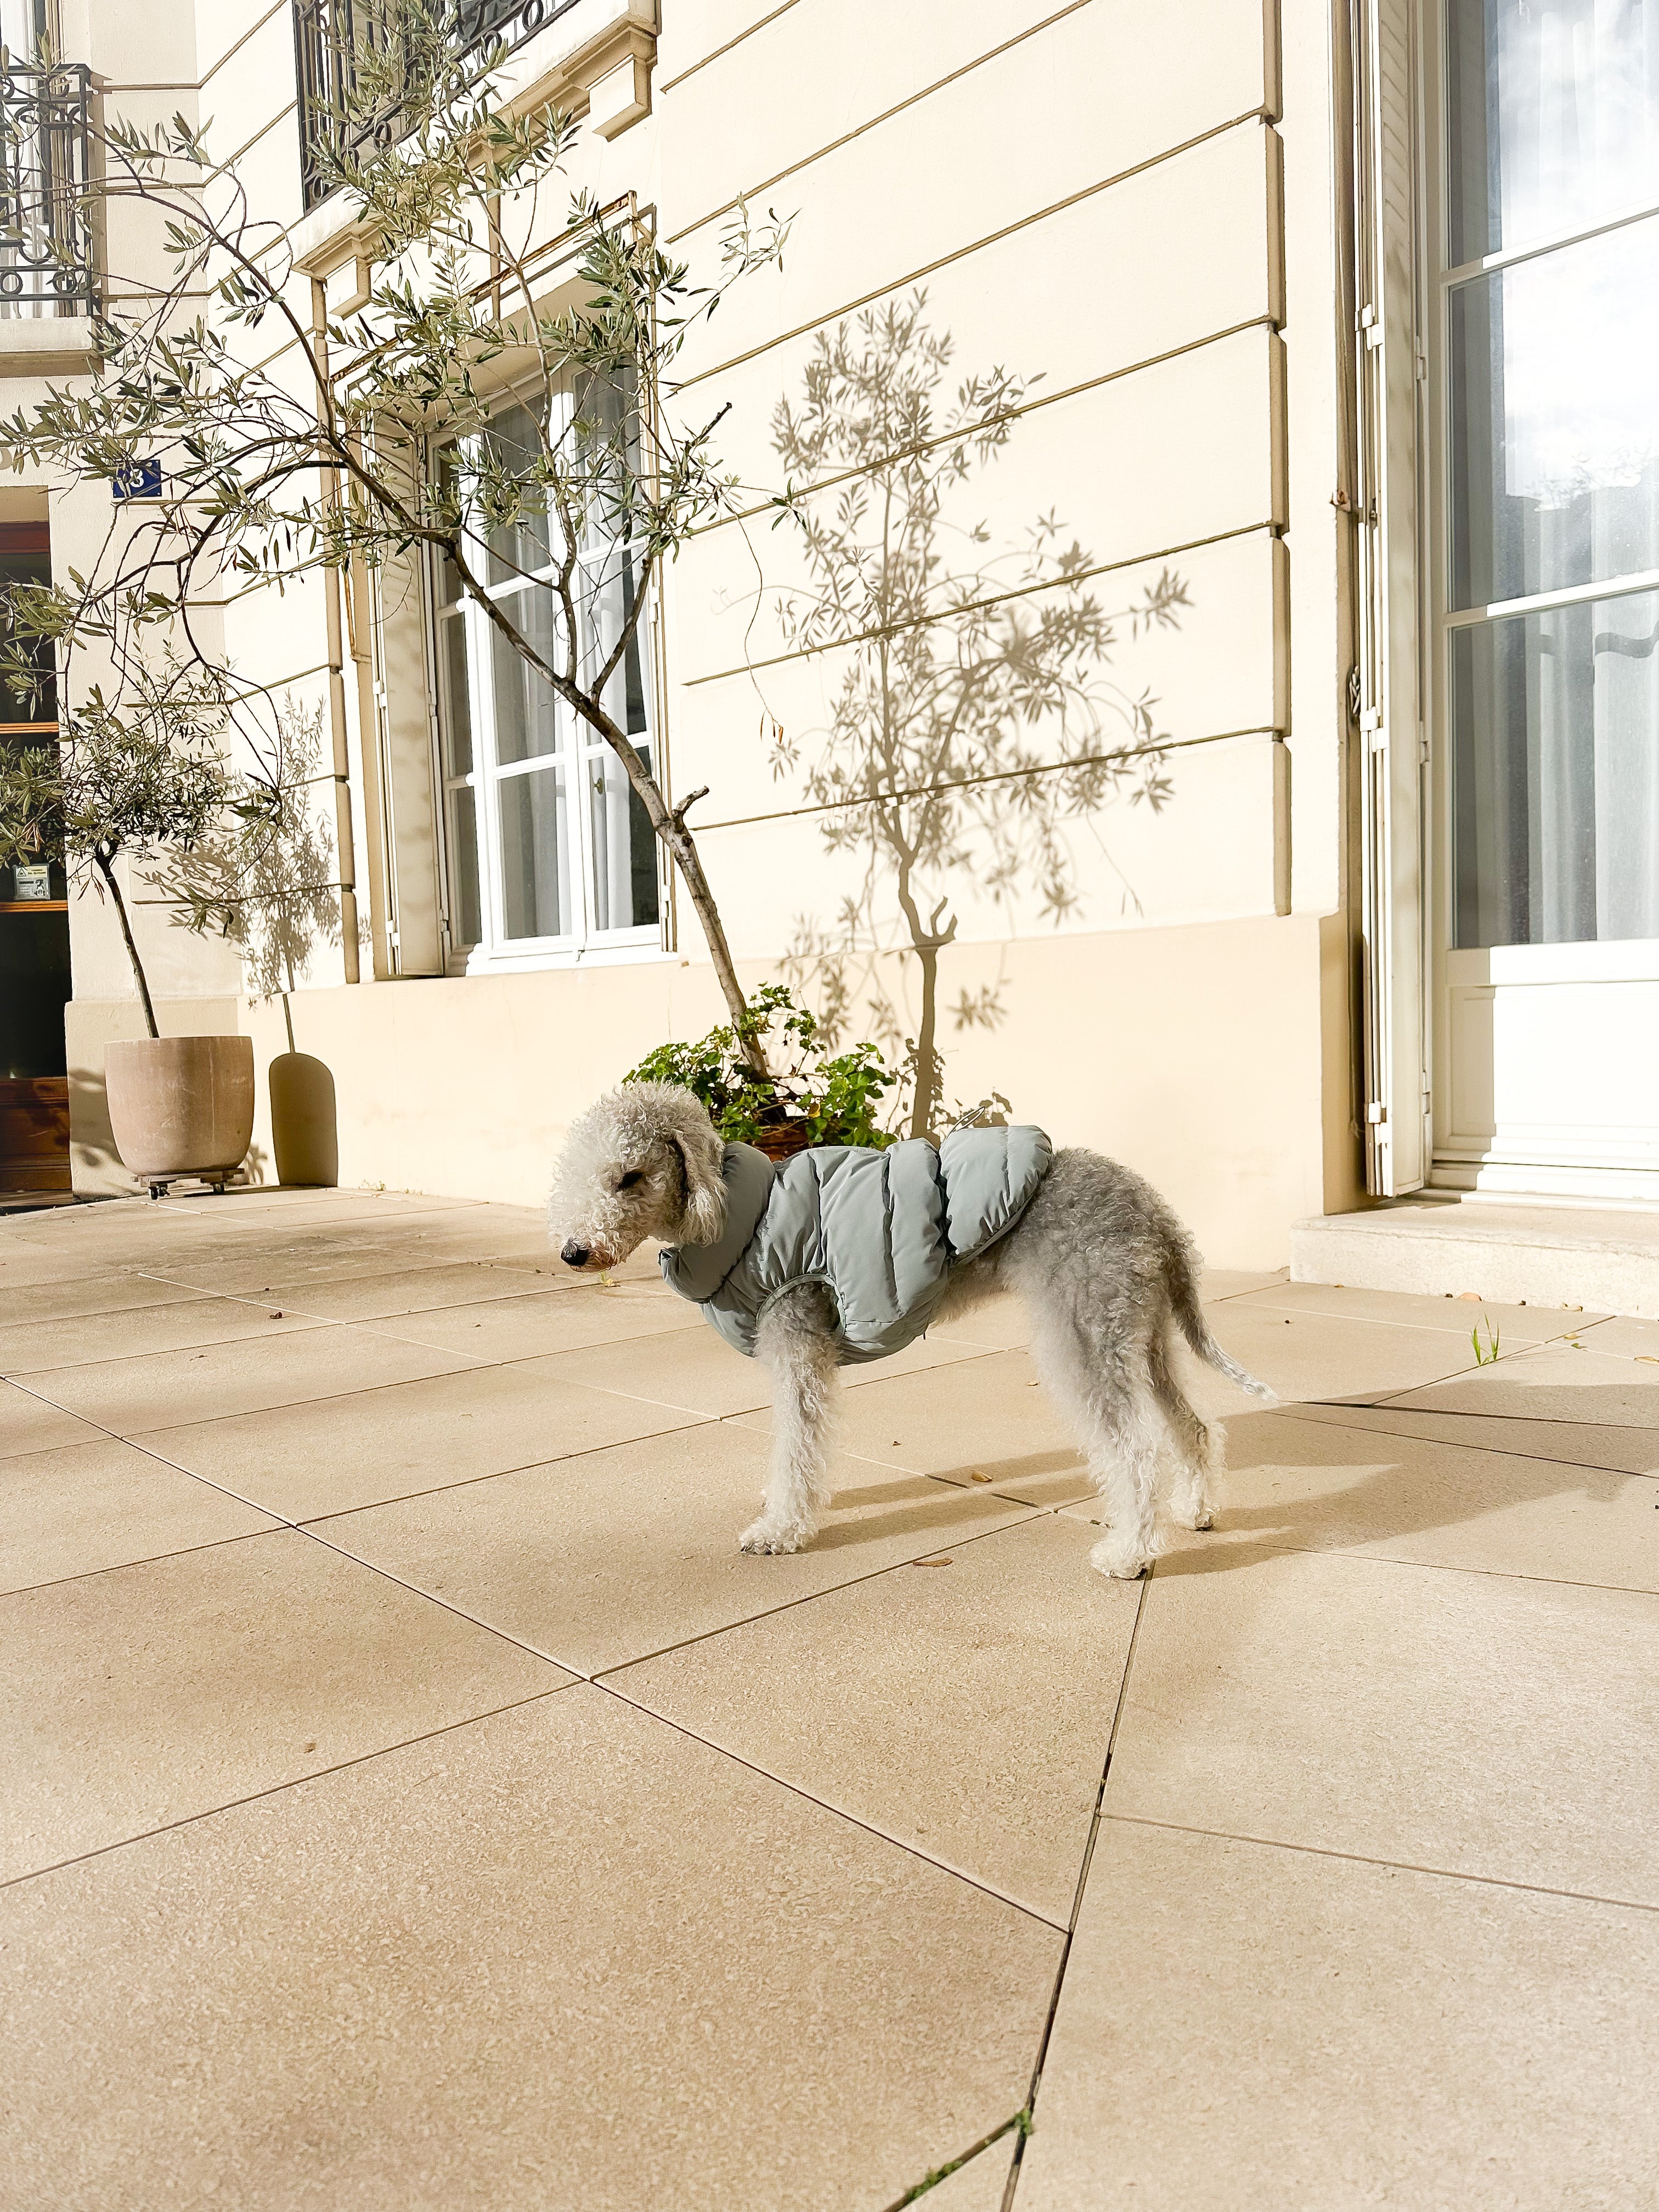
[627,984,898,1149]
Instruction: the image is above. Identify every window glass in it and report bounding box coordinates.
[1453,586,1659,946]
[1447,0,1659,264]
[586,743,660,932]
[1449,215,1659,607]
[490,590,560,765]
[483,404,554,586]
[433,371,660,962]
[499,768,572,940]
[439,614,472,777]
[448,784,482,947]
[1445,5,1659,947]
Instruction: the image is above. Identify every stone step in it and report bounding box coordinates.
[1290,1200,1659,1319]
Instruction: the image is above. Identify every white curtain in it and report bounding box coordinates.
[1451,0,1659,944]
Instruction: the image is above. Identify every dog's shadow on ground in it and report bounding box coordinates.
[813,1474,1022,1549]
[1146,1406,1644,1578]
[821,1409,1644,1570]
[816,1452,1087,1548]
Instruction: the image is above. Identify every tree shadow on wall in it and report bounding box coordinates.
[761,294,1188,1137]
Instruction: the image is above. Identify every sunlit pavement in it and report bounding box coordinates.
[4,1186,1656,2210]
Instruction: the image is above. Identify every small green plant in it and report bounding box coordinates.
[626,983,898,1149]
[1471,1313,1500,1365]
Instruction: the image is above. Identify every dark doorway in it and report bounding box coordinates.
[0,517,71,1194]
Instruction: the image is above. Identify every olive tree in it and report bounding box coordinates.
[0,2,787,1063]
[0,668,233,1037]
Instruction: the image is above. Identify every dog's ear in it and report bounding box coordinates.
[669,1120,727,1246]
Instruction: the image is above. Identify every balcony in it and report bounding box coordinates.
[293,0,586,212]
[0,58,95,320]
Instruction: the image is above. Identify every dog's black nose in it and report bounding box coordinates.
[561,1239,590,1269]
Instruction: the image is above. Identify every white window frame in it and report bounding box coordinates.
[1426,1,1659,940]
[427,390,672,977]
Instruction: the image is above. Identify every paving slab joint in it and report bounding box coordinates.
[879,2107,1031,2210]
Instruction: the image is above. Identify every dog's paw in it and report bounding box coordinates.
[739,1516,810,1556]
[1090,1535,1153,1579]
[1170,1503,1214,1532]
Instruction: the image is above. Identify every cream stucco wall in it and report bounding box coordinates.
[66,911,1324,1266]
[23,0,1363,1262]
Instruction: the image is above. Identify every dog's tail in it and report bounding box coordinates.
[1169,1237,1278,1405]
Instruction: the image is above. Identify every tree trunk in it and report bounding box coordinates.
[662,818,768,1074]
[462,578,768,1076]
[909,938,941,1139]
[890,856,954,1139]
[583,723,768,1077]
[97,850,160,1041]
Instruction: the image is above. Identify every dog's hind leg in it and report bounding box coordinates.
[741,1284,840,1556]
[1030,1307,1166,1578]
[1148,1323,1218,1531]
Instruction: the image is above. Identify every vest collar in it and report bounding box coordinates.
[658,1141,775,1304]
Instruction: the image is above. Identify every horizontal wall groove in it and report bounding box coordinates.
[663,0,1097,246]
[678,110,1278,390]
[695,315,1279,542]
[657,0,802,93]
[684,521,1279,686]
[696,724,1282,835]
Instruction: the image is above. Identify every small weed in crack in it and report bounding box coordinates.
[882,2108,1032,2210]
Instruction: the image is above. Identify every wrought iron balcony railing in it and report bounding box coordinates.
[0,58,95,317]
[293,0,582,213]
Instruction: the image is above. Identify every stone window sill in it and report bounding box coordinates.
[292,0,658,275]
[0,316,99,377]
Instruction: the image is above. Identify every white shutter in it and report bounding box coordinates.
[1353,0,1429,1195]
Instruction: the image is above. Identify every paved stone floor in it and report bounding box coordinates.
[2,1185,1657,2210]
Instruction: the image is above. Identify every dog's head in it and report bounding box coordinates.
[548,1082,727,1272]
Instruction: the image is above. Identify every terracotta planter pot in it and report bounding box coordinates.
[751,1119,812,1162]
[104,1035,256,1197]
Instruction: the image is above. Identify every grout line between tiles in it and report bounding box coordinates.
[1,1343,504,1434]
[0,1327,754,1444]
[878,2110,1026,2212]
[0,1521,281,1600]
[0,1682,578,1895]
[1271,1398,1659,1460]
[589,1670,1069,1933]
[6,1520,1081,1933]
[1071,1520,1659,1600]
[21,1201,496,1274]
[0,1307,341,1379]
[307,1465,1054,1682]
[0,1378,703,1572]
[1095,1810,1659,1918]
[586,1492,1055,1678]
[527,1337,1011,1427]
[286,1413,726,1521]
[1221,1291,1601,1345]
[0,1284,221,1330]
[1001,1570,1154,2210]
[148,1266,623,1322]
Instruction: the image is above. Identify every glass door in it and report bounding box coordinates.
[1430,0,1659,1201]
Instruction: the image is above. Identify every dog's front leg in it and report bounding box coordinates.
[741,1286,839,1555]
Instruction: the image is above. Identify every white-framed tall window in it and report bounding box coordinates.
[1439,0,1659,948]
[431,386,664,969]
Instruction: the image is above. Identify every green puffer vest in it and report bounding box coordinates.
[658,1125,1053,1364]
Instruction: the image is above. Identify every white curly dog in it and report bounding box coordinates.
[549,1083,1274,1578]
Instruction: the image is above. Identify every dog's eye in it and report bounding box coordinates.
[617,1171,645,1190]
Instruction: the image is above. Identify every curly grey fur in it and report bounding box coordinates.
[549,1091,1275,1578]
